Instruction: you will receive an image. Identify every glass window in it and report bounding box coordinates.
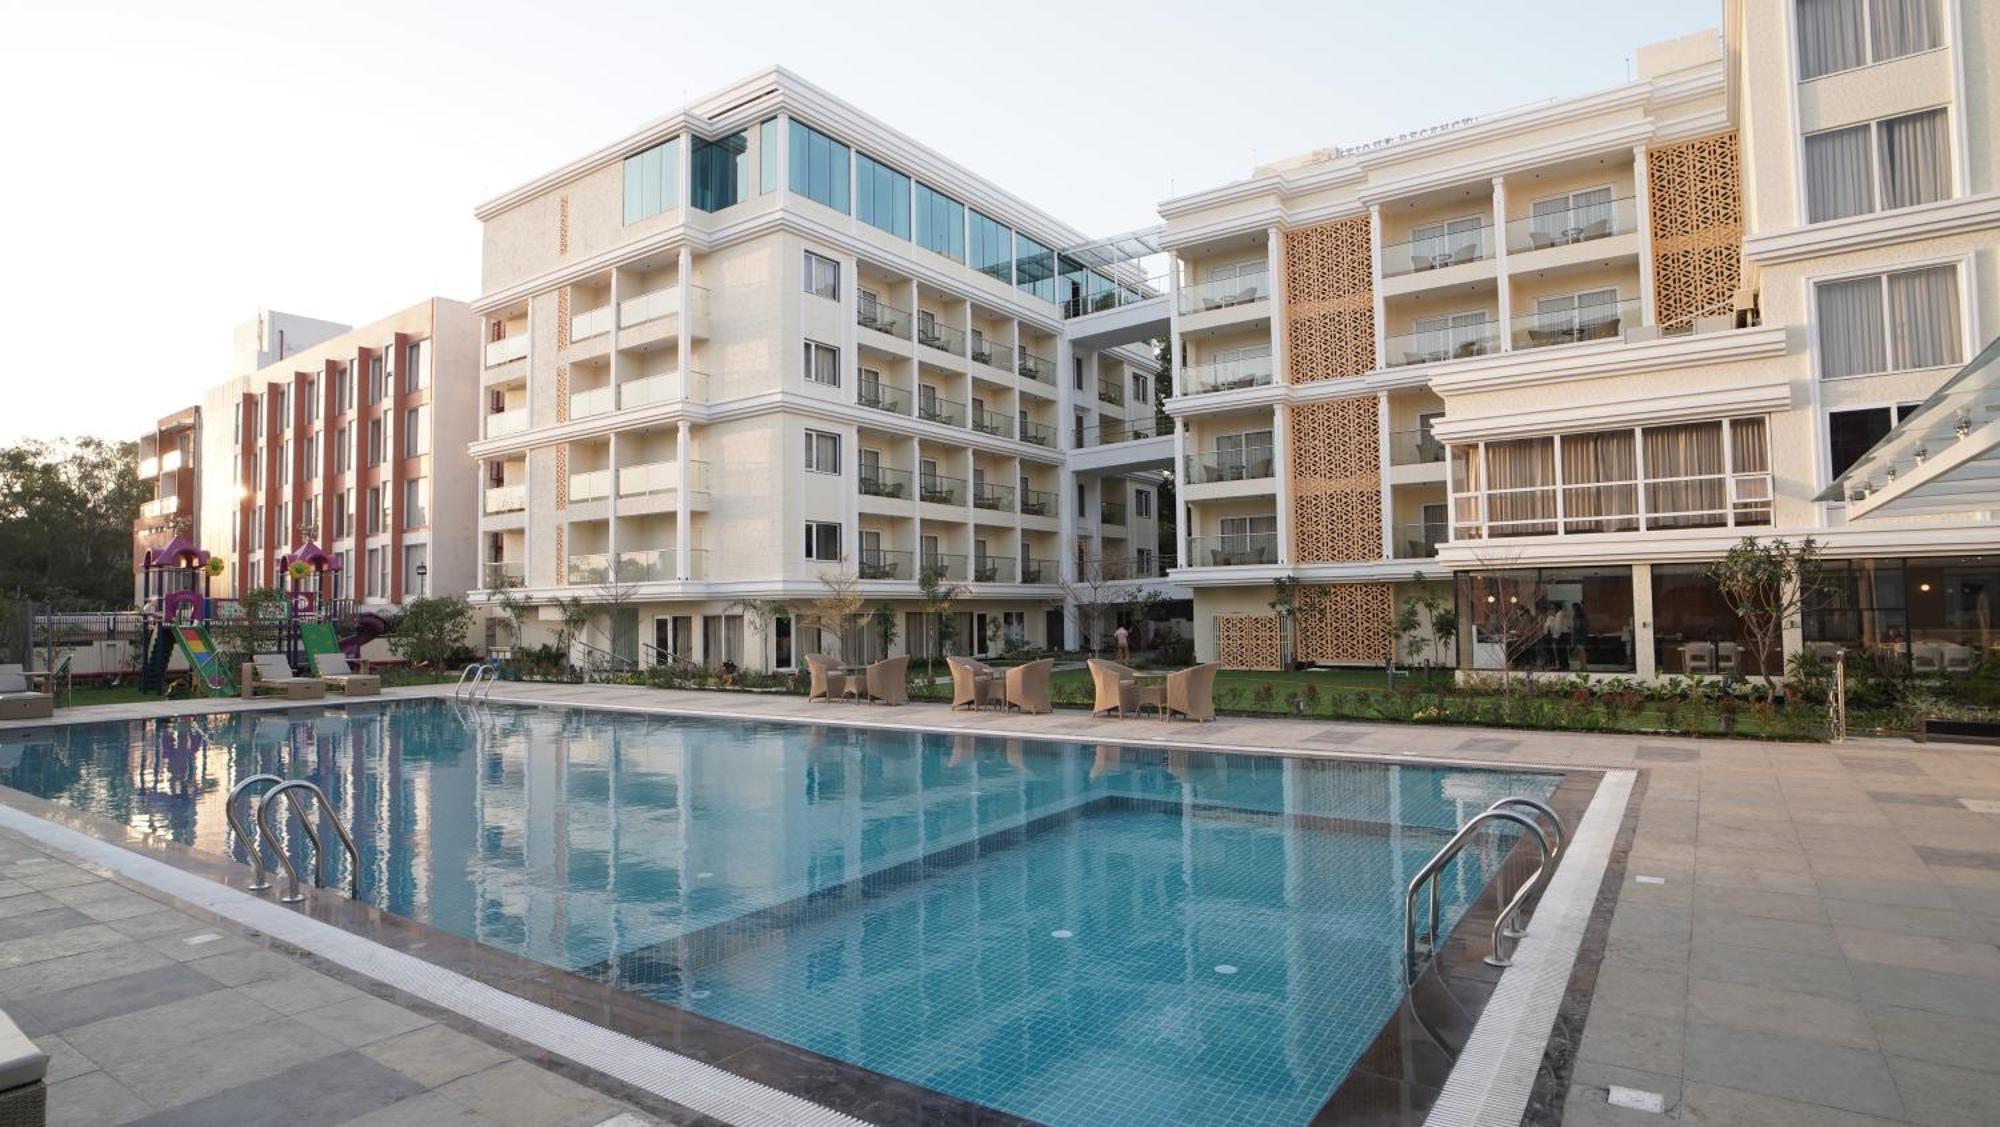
[787,120,850,213]
[622,138,681,225]
[1805,108,1950,223]
[804,521,842,561]
[915,182,965,262]
[969,209,1012,284]
[1816,264,1960,377]
[804,428,841,473]
[1015,232,1055,302]
[803,340,840,386]
[406,340,426,390]
[1651,564,1777,677]
[1828,403,1919,477]
[403,477,426,529]
[759,118,779,195]
[854,153,910,239]
[691,131,749,212]
[403,407,425,456]
[1457,567,1636,672]
[803,251,839,300]
[1797,0,1940,80]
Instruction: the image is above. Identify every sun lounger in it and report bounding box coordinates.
[0,667,53,721]
[243,654,328,700]
[309,652,382,696]
[0,1005,49,1126]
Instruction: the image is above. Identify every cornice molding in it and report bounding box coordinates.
[1426,324,1791,395]
[1430,376,1796,443]
[1742,192,2000,265]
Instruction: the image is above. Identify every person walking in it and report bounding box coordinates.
[1114,624,1131,662]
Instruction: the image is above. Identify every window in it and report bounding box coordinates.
[333,491,350,540]
[1532,289,1622,344]
[804,428,841,474]
[1805,108,1950,223]
[403,544,428,595]
[366,419,384,466]
[367,354,384,405]
[854,153,911,239]
[303,435,319,478]
[366,486,383,534]
[1816,264,1961,377]
[403,407,425,456]
[1132,372,1149,405]
[803,251,839,300]
[1134,489,1152,518]
[622,138,681,224]
[335,426,350,473]
[1015,232,1055,302]
[405,340,426,391]
[403,478,426,529]
[803,340,840,387]
[804,521,842,561]
[1528,188,1615,247]
[1796,0,1940,80]
[691,131,749,212]
[365,547,383,600]
[787,120,850,213]
[915,183,965,262]
[334,367,351,412]
[969,209,1012,284]
[759,117,779,195]
[277,441,290,486]
[1456,566,1637,673]
[1412,215,1488,263]
[303,378,318,423]
[1829,403,1920,478]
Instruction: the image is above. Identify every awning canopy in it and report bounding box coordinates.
[1822,335,2000,521]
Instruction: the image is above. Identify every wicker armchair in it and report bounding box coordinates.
[947,656,1001,710]
[1166,663,1220,722]
[805,654,849,702]
[862,655,909,705]
[1004,658,1054,714]
[1087,658,1139,718]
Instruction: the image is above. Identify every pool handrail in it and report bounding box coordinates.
[255,779,362,904]
[224,773,287,892]
[1404,806,1553,983]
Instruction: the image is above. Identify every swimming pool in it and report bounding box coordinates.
[0,701,1559,1124]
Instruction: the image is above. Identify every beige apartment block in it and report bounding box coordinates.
[469,69,1168,671]
[1162,0,2000,679]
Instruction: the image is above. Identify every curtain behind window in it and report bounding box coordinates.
[1887,265,1961,370]
[1798,0,1866,78]
[1484,438,1556,535]
[1871,0,1941,60]
[1817,275,1888,377]
[1560,429,1637,532]
[1644,422,1726,526]
[1878,108,1950,211]
[1806,124,1875,222]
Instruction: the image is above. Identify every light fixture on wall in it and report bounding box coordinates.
[1919,581,1933,593]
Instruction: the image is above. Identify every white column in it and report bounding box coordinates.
[676,246,694,402]
[1168,252,1186,395]
[1376,393,1392,561]
[1631,563,1655,679]
[675,419,692,579]
[607,431,620,574]
[1266,226,1289,384]
[607,270,622,392]
[1492,177,1512,351]
[1273,404,1294,566]
[1173,414,1191,569]
[1367,206,1387,371]
[1632,144,1656,327]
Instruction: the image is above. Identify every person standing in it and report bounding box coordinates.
[1114,624,1131,662]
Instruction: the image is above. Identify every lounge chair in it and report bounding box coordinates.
[0,1005,48,1125]
[947,655,1003,710]
[244,654,328,700]
[308,651,382,696]
[1087,658,1139,718]
[805,654,849,702]
[861,655,909,705]
[1005,658,1055,714]
[0,666,53,721]
[1166,663,1220,722]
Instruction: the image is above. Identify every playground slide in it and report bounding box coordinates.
[339,612,392,660]
[170,624,237,696]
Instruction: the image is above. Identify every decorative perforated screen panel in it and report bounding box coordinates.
[1215,613,1283,671]
[1282,216,1375,383]
[1289,396,1382,563]
[1295,583,1394,665]
[1647,132,1743,331]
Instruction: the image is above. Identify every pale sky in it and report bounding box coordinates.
[0,0,1715,445]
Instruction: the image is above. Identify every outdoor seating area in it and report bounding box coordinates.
[241,653,327,700]
[0,1005,48,1127]
[308,651,382,696]
[0,665,53,721]
[806,652,911,705]
[1088,658,1219,721]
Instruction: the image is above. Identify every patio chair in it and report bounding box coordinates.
[244,654,327,700]
[0,1006,48,1126]
[1087,658,1139,718]
[1165,663,1220,722]
[309,651,382,697]
[1683,644,1714,675]
[1940,643,1975,674]
[1715,642,1740,675]
[1005,658,1055,714]
[862,655,909,705]
[947,656,1003,710]
[1911,642,1945,674]
[0,667,53,721]
[805,654,849,702]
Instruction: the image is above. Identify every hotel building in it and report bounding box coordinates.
[1156,0,2000,677]
[469,71,1169,668]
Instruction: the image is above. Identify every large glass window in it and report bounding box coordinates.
[1457,567,1636,673]
[1815,264,1961,377]
[1652,565,1773,677]
[1809,556,1998,671]
[690,131,749,212]
[969,209,1012,284]
[622,138,681,225]
[787,120,850,213]
[915,183,965,262]
[1015,232,1055,302]
[1828,403,1919,477]
[1805,107,1950,222]
[854,153,910,239]
[1796,0,1941,80]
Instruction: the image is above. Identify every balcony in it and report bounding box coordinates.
[918,474,964,506]
[483,485,526,515]
[567,553,610,584]
[1079,418,1164,447]
[1185,450,1275,485]
[139,496,181,519]
[1381,226,1493,277]
[1388,429,1446,466]
[482,561,525,588]
[1017,349,1055,385]
[1020,419,1056,448]
[970,339,1013,372]
[570,304,614,343]
[970,408,1014,440]
[1506,197,1638,254]
[973,482,1015,513]
[1386,320,1501,368]
[917,394,967,428]
[615,549,680,582]
[1097,377,1125,406]
[618,460,707,497]
[857,298,912,340]
[1088,555,1162,581]
[1020,487,1057,517]
[485,409,529,438]
[920,552,967,581]
[1393,523,1448,560]
[620,371,705,408]
[139,450,184,478]
[1100,501,1127,526]
[1185,533,1277,568]
[1182,357,1275,396]
[917,318,965,357]
[970,557,1016,583]
[570,385,615,420]
[858,382,912,416]
[1178,268,1268,315]
[620,283,708,328]
[1020,557,1059,584]
[569,469,611,502]
[859,466,913,501]
[485,334,528,367]
[859,548,913,580]
[1510,298,1639,351]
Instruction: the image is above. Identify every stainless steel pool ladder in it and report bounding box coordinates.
[226,775,361,904]
[1404,797,1565,983]
[453,662,498,701]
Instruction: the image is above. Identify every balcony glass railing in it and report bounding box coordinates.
[1389,429,1446,466]
[1100,501,1127,525]
[1097,377,1125,406]
[482,561,524,588]
[918,474,965,506]
[1062,274,1167,319]
[139,496,181,519]
[857,299,912,339]
[969,338,1014,371]
[567,553,610,584]
[618,460,707,497]
[1178,268,1269,314]
[1506,197,1639,254]
[484,334,528,367]
[618,283,709,328]
[1186,532,1278,568]
[973,482,1015,512]
[483,485,526,515]
[1019,487,1057,517]
[1017,349,1055,384]
[859,466,914,500]
[1511,298,1640,351]
[1381,225,1494,277]
[485,409,529,437]
[1020,558,1059,584]
[1392,523,1449,559]
[859,549,913,580]
[570,384,615,419]
[568,469,611,502]
[1182,357,1275,395]
[970,557,1017,583]
[970,408,1014,439]
[857,382,912,415]
[1020,419,1056,447]
[1087,555,1162,581]
[620,371,707,408]
[1386,320,1502,368]
[615,549,676,582]
[920,553,968,581]
[1079,418,1164,447]
[916,394,967,428]
[569,304,614,342]
[917,318,965,356]
[1185,450,1276,484]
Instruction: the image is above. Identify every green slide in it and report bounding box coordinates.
[171,624,238,696]
[299,623,341,671]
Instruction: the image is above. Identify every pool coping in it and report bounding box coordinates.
[0,691,1633,1125]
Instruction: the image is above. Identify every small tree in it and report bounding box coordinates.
[1705,536,1832,697]
[1268,576,1300,668]
[554,595,596,671]
[729,598,792,671]
[1395,576,1459,678]
[807,568,866,662]
[916,565,965,690]
[486,581,532,658]
[871,602,898,661]
[390,596,473,671]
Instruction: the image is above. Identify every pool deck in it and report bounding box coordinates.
[5,682,2000,1125]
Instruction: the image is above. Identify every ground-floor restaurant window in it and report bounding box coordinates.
[1807,556,2000,673]
[1456,566,1636,673]
[1651,565,1770,677]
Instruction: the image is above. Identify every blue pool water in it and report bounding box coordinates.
[0,702,1556,1124]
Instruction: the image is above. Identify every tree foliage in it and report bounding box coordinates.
[1705,536,1832,697]
[0,437,148,608]
[390,596,473,670]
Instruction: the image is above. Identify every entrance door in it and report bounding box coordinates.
[610,608,638,666]
[654,615,693,663]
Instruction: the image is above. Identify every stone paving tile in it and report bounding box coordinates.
[359,1024,516,1089]
[1686,978,1878,1049]
[1815,876,1962,910]
[34,1033,98,1085]
[1682,1022,1906,1119]
[1689,939,1858,999]
[0,941,176,1001]
[0,903,95,944]
[1690,883,1828,923]
[1883,1055,2000,1126]
[1835,926,2000,980]
[1575,1000,1684,1075]
[9,964,225,1036]
[234,965,373,1014]
[61,988,283,1066]
[1561,1060,1683,1125]
[1914,845,2000,871]
[1678,1081,1904,1126]
[1823,897,1992,941]
[439,1060,630,1127]
[43,1070,154,1127]
[302,992,438,1048]
[139,1049,427,1127]
[1692,908,1845,957]
[1865,1005,2000,1075]
[1586,959,1687,1022]
[341,1090,504,1127]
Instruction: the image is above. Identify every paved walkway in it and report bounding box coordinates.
[5,682,2000,1124]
